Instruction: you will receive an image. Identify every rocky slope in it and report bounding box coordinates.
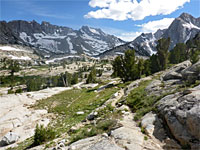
[0,20,125,57]
[100,13,200,58]
[65,60,200,150]
[0,44,41,65]
[0,87,72,149]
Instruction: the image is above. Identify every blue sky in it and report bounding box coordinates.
[1,0,200,41]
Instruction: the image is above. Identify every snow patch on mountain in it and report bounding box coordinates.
[46,55,80,64]
[184,32,192,43]
[183,22,200,30]
[34,33,67,39]
[36,39,61,52]
[67,32,77,37]
[81,45,89,52]
[66,37,77,54]
[20,32,33,43]
[0,46,27,52]
[9,55,31,60]
[89,27,100,35]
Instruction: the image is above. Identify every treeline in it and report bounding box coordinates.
[25,72,80,92]
[0,59,102,93]
[112,36,200,82]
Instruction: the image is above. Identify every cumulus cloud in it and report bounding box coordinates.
[138,18,175,33]
[102,18,174,41]
[118,32,142,41]
[85,0,190,21]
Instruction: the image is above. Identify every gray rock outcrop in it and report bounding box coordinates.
[68,135,124,150]
[162,60,191,81]
[0,131,20,146]
[157,85,200,149]
[181,60,200,83]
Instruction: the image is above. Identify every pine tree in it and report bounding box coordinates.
[86,66,96,84]
[169,43,188,64]
[71,73,78,85]
[150,54,160,74]
[137,58,144,78]
[143,59,151,76]
[112,56,123,78]
[8,60,20,77]
[112,50,139,82]
[190,48,200,64]
[157,38,170,70]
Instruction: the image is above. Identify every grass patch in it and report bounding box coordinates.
[6,137,33,150]
[69,105,121,144]
[33,85,119,140]
[126,79,181,121]
[10,84,120,149]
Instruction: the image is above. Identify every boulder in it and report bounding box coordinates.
[111,127,144,150]
[87,112,98,121]
[163,71,182,81]
[68,135,124,150]
[157,85,200,149]
[162,60,191,81]
[55,139,66,150]
[141,112,156,136]
[76,111,84,115]
[0,131,20,146]
[169,60,191,73]
[145,80,162,95]
[181,60,200,83]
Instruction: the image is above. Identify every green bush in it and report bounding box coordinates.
[190,49,200,64]
[144,136,148,140]
[26,77,44,92]
[15,88,23,94]
[33,124,55,146]
[8,89,15,94]
[97,119,117,131]
[86,67,96,84]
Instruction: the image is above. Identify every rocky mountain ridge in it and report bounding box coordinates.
[0,20,125,57]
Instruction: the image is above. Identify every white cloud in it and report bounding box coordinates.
[118,32,142,41]
[89,0,113,8]
[138,18,175,33]
[100,17,174,41]
[85,0,190,21]
[99,26,141,41]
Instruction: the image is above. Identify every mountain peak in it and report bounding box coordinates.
[179,12,192,18]
[178,12,195,22]
[41,21,51,26]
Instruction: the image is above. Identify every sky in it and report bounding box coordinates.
[0,0,200,41]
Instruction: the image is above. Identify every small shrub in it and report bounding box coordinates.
[15,88,23,94]
[33,124,55,146]
[141,127,145,134]
[144,136,148,141]
[8,89,15,94]
[97,119,117,131]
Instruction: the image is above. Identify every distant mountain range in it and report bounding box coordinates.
[100,13,200,58]
[0,20,124,56]
[0,13,200,58]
